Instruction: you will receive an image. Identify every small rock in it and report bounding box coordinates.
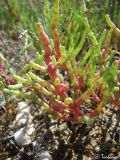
[14,128,25,146]
[34,151,52,160]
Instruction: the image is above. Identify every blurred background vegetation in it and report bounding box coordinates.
[0,0,120,53]
[0,0,120,33]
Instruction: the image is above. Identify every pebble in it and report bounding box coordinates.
[34,151,52,160]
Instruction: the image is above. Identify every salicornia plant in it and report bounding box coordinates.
[1,0,120,124]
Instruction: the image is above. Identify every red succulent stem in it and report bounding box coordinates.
[46,62,69,100]
[52,28,61,58]
[1,73,16,85]
[39,32,52,64]
[33,86,68,112]
[53,99,68,112]
[35,23,52,64]
[47,62,58,81]
[92,92,101,104]
[52,28,68,71]
[77,74,84,89]
[52,98,82,116]
[109,93,120,109]
[101,48,107,65]
[36,23,69,99]
[98,84,104,101]
[69,103,82,116]
[47,62,68,99]
[74,88,94,107]
[0,60,4,73]
[3,78,16,85]
[54,83,69,99]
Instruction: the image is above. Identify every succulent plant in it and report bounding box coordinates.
[1,0,120,124]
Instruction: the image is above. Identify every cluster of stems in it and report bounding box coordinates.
[0,1,120,124]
